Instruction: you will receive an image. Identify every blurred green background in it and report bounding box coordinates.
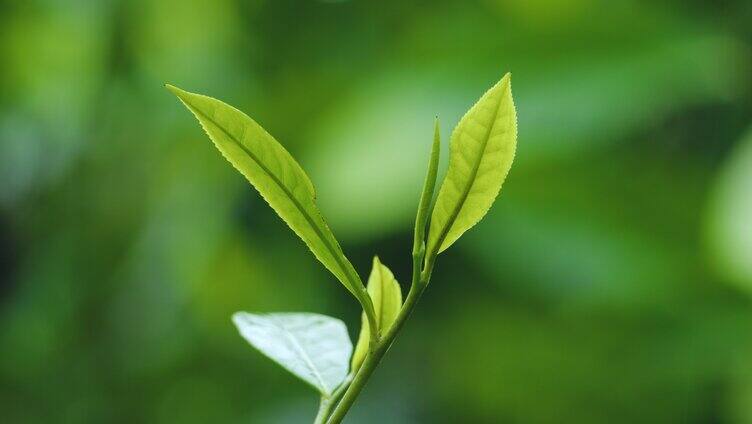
[1,0,752,423]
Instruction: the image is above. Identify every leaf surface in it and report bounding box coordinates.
[351,257,403,371]
[233,312,352,396]
[167,85,363,297]
[427,73,517,255]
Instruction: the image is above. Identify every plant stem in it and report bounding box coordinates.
[314,398,332,424]
[315,373,352,424]
[325,274,429,423]
[324,130,440,423]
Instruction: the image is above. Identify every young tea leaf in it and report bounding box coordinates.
[427,73,517,256]
[351,257,403,371]
[166,85,365,299]
[413,118,441,257]
[232,312,353,397]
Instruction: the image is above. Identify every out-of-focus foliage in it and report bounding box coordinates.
[708,129,752,293]
[0,0,751,423]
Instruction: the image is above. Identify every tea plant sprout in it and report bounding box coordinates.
[166,73,517,423]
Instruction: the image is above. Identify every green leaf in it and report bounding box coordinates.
[413,118,441,256]
[232,312,352,397]
[166,85,364,299]
[427,73,517,256]
[351,257,403,371]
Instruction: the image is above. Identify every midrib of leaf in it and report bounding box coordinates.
[275,317,330,395]
[431,99,502,256]
[191,106,361,295]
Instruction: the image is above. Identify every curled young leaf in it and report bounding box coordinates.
[167,85,365,299]
[351,257,403,371]
[232,312,352,397]
[427,73,517,256]
[413,118,441,257]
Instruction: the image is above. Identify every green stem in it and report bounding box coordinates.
[315,373,353,424]
[326,272,430,423]
[314,397,332,424]
[324,125,441,423]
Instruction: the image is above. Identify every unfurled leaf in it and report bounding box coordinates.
[427,73,517,255]
[351,257,403,371]
[232,312,352,396]
[166,85,364,298]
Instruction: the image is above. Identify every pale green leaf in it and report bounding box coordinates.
[166,85,363,297]
[232,312,352,396]
[351,257,403,371]
[427,73,517,255]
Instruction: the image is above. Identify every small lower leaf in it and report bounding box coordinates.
[233,312,352,396]
[351,257,403,371]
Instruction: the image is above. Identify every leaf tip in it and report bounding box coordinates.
[164,83,190,101]
[496,72,512,91]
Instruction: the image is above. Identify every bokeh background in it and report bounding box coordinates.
[1,0,752,423]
